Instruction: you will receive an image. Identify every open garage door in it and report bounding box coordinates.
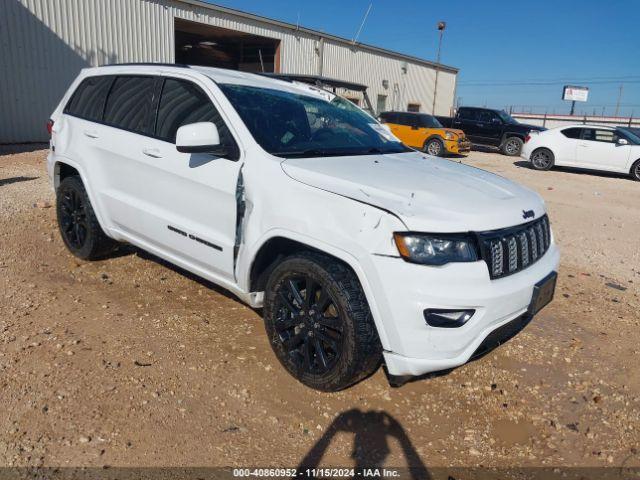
[175,19,281,73]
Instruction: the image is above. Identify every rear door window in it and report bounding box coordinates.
[65,76,114,122]
[458,108,477,121]
[155,78,238,159]
[103,76,156,135]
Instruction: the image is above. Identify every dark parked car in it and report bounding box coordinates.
[437,107,546,156]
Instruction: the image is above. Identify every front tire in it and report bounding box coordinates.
[424,137,445,157]
[530,148,555,171]
[263,253,381,391]
[501,136,524,156]
[631,160,640,181]
[56,176,116,260]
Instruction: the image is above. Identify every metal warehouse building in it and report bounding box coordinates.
[1,0,459,143]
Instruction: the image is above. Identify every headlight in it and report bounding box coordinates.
[393,233,478,265]
[444,132,457,140]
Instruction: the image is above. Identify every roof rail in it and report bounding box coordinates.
[97,62,191,68]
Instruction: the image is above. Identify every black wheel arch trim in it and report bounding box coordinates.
[54,160,111,236]
[424,134,445,145]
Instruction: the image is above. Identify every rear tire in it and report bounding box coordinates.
[501,136,524,156]
[530,148,555,171]
[631,160,640,181]
[263,252,381,391]
[56,176,116,260]
[424,137,445,157]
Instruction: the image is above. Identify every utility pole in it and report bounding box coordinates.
[431,21,446,115]
[614,84,623,117]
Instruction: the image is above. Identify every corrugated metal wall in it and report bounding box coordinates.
[1,0,174,143]
[321,39,456,116]
[1,0,456,143]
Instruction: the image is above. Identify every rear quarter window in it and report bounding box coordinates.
[561,128,582,139]
[64,76,114,121]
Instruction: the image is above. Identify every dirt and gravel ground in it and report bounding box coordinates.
[0,146,639,472]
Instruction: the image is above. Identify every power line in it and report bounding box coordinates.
[459,75,640,87]
[460,79,640,87]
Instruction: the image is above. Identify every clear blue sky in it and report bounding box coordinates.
[207,0,640,117]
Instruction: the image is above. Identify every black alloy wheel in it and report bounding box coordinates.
[56,175,116,260]
[273,274,344,375]
[631,160,640,181]
[59,187,88,250]
[263,253,381,391]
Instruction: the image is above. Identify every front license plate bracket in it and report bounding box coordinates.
[528,271,557,315]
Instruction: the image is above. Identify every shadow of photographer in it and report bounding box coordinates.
[297,408,430,479]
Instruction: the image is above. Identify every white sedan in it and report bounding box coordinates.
[521,125,640,181]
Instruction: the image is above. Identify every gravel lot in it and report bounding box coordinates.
[0,146,638,471]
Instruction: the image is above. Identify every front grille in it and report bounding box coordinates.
[477,215,551,279]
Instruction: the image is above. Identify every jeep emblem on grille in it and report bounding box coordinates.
[522,209,535,219]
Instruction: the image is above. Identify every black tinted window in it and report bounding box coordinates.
[103,76,155,134]
[418,115,442,128]
[478,110,497,123]
[458,108,477,120]
[155,79,237,157]
[400,113,419,127]
[65,76,114,121]
[382,112,409,126]
[561,128,582,139]
[379,112,396,123]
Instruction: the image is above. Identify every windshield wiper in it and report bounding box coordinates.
[276,149,350,158]
[276,146,410,158]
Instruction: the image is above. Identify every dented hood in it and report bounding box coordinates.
[281,152,546,232]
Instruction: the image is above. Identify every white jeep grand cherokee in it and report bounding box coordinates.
[47,64,559,391]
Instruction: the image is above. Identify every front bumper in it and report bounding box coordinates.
[369,243,560,376]
[445,138,471,154]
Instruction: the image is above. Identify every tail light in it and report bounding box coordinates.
[524,134,531,143]
[46,119,54,137]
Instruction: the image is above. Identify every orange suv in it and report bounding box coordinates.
[379,111,471,157]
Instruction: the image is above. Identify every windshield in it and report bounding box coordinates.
[497,110,518,124]
[618,127,640,145]
[218,84,411,158]
[330,95,375,119]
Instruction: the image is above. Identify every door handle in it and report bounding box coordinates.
[84,130,99,139]
[476,123,484,127]
[578,144,589,148]
[142,148,163,158]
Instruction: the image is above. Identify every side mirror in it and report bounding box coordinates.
[491,117,502,124]
[617,138,629,146]
[176,122,225,155]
